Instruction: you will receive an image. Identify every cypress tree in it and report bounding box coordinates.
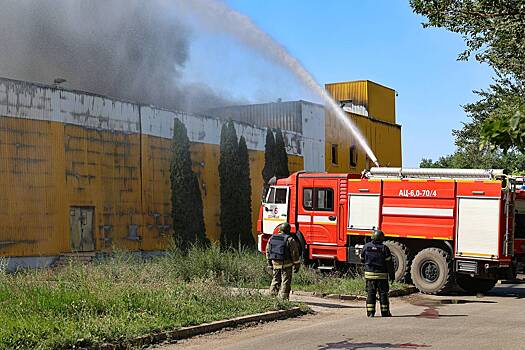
[238,136,254,248]
[219,121,240,248]
[262,128,276,199]
[170,118,207,250]
[274,128,289,179]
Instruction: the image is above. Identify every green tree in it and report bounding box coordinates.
[420,112,525,173]
[170,119,207,250]
[238,136,254,248]
[274,128,290,179]
[410,1,525,152]
[219,121,240,248]
[262,128,276,199]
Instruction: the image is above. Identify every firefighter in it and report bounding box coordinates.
[266,222,301,300]
[360,229,395,317]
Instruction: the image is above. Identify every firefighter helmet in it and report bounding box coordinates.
[371,229,385,242]
[279,222,291,235]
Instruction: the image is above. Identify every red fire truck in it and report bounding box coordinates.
[514,178,525,273]
[258,167,517,294]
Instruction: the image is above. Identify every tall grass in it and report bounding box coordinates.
[163,245,406,294]
[163,245,271,287]
[0,246,406,349]
[0,250,291,350]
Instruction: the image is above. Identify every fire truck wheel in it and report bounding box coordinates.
[455,275,497,294]
[384,241,410,282]
[410,248,452,294]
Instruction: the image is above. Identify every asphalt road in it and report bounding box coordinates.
[154,282,525,350]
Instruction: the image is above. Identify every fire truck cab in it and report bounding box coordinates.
[258,167,517,294]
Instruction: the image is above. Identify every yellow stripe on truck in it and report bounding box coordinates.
[459,252,497,258]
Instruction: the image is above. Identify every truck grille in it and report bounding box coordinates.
[456,260,478,274]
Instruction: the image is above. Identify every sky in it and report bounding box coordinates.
[181,0,496,167]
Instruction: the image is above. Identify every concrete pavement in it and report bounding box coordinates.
[153,283,525,350]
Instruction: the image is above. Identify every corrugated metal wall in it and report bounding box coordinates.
[325,80,397,124]
[0,77,306,258]
[367,81,396,124]
[207,101,303,133]
[325,81,369,110]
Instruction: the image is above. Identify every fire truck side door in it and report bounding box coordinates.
[297,177,314,242]
[262,186,289,235]
[308,178,338,244]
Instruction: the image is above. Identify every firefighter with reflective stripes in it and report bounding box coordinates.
[266,222,301,300]
[360,230,395,317]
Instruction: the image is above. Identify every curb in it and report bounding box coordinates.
[292,286,418,301]
[87,307,305,350]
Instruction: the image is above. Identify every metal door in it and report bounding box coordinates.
[309,178,338,244]
[70,207,95,252]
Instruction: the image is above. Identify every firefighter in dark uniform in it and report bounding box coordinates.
[266,222,301,300]
[360,229,395,317]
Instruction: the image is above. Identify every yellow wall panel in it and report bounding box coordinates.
[0,117,66,256]
[325,81,368,108]
[367,81,396,124]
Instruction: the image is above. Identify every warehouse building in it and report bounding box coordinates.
[210,80,402,172]
[0,77,401,270]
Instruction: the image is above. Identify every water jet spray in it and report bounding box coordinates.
[176,0,381,167]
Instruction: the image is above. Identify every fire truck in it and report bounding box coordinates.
[514,177,525,273]
[257,167,517,294]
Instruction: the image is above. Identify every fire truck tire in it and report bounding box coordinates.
[410,248,452,294]
[384,241,410,282]
[455,275,497,294]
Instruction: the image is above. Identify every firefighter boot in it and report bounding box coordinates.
[380,304,391,317]
[366,304,376,317]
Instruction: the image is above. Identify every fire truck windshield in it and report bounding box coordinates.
[265,187,287,204]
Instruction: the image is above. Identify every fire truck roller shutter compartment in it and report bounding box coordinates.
[262,186,289,235]
[456,197,501,259]
[348,194,380,230]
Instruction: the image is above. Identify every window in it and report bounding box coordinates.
[331,144,338,165]
[274,188,288,204]
[303,188,313,209]
[349,145,357,167]
[303,188,334,211]
[316,188,334,211]
[265,187,275,203]
[516,213,525,239]
[265,187,287,204]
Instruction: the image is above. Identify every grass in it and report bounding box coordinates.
[0,246,408,349]
[293,267,406,295]
[0,251,292,350]
[167,245,408,295]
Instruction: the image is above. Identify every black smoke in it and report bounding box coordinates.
[0,0,237,112]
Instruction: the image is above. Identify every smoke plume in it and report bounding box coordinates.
[0,0,236,112]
